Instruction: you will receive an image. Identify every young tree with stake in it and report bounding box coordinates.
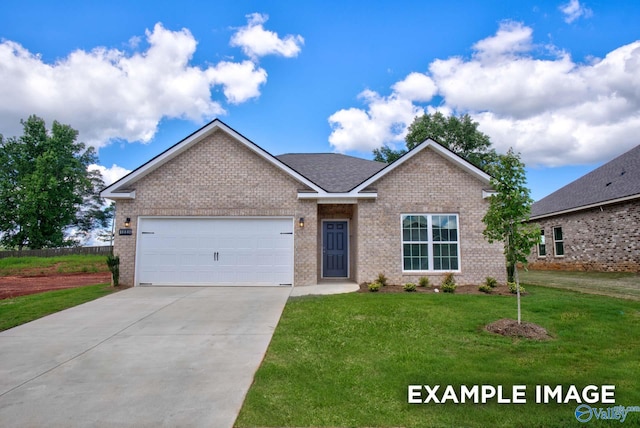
[482,149,540,324]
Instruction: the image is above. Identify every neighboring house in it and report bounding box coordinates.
[100,119,505,287]
[528,144,640,272]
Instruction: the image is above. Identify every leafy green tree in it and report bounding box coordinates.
[0,115,108,249]
[482,149,540,324]
[373,112,497,168]
[372,144,404,163]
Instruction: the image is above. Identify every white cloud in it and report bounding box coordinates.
[392,72,437,102]
[328,83,430,153]
[560,0,593,24]
[329,22,640,167]
[472,21,533,60]
[207,60,267,104]
[0,15,300,149]
[230,13,304,60]
[89,164,131,187]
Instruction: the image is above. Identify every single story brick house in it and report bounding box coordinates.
[528,144,640,272]
[101,119,505,287]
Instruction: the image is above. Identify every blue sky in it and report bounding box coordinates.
[1,0,639,201]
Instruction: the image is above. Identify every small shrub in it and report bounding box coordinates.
[376,273,388,286]
[418,276,430,287]
[403,282,417,292]
[106,254,120,287]
[441,273,456,293]
[508,282,525,294]
[485,277,498,288]
[368,281,381,292]
[479,284,492,293]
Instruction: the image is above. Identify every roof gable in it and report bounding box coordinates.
[100,119,324,199]
[352,138,492,192]
[531,144,640,219]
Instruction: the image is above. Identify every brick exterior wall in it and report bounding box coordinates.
[355,146,506,286]
[527,199,640,272]
[113,129,317,286]
[113,129,506,287]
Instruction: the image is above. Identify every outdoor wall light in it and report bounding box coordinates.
[299,217,305,228]
[124,217,131,228]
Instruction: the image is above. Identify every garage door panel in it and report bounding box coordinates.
[137,218,293,286]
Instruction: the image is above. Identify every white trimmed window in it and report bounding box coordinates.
[553,226,564,257]
[402,214,459,271]
[538,229,546,257]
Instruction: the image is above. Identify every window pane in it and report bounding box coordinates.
[403,243,428,271]
[420,257,429,270]
[450,244,458,256]
[555,242,564,256]
[554,227,563,241]
[402,215,428,242]
[433,243,459,271]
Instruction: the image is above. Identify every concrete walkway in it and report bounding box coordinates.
[0,286,291,428]
[290,280,360,297]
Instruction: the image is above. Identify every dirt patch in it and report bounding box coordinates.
[0,272,112,300]
[485,318,552,340]
[358,282,517,296]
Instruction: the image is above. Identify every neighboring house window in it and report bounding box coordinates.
[553,226,564,257]
[402,214,459,271]
[538,229,546,257]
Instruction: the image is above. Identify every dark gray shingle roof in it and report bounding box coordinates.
[276,153,387,192]
[531,144,640,218]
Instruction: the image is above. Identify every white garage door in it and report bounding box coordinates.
[136,217,294,286]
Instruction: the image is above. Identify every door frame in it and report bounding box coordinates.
[321,219,350,279]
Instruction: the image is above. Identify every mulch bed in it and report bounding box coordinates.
[357,282,516,296]
[0,272,112,300]
[485,318,553,340]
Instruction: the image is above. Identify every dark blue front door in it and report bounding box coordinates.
[323,221,348,277]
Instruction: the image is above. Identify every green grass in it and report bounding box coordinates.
[520,269,640,301]
[236,287,640,427]
[0,254,109,276]
[0,284,114,331]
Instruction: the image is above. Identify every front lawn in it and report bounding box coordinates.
[0,284,114,331]
[236,286,640,427]
[519,269,640,300]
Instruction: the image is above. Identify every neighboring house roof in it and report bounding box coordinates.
[100,118,493,201]
[276,153,386,192]
[531,144,640,220]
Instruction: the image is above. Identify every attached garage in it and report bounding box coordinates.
[136,217,294,286]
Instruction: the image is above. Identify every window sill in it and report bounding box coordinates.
[402,270,461,274]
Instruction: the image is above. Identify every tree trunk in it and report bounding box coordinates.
[506,263,515,283]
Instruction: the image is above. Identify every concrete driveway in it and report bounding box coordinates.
[0,286,291,427]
